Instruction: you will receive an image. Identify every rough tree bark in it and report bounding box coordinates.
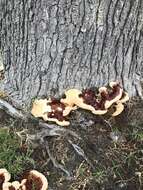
[0,0,143,107]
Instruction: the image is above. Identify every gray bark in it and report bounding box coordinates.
[0,0,143,107]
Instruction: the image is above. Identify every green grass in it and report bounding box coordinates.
[92,168,107,184]
[0,127,35,178]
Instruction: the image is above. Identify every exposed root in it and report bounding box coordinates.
[0,98,26,120]
[0,98,95,176]
[41,140,71,178]
[39,122,81,139]
[16,121,96,177]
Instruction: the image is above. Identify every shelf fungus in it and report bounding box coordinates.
[31,82,129,125]
[20,170,48,190]
[31,98,73,126]
[99,82,123,109]
[112,102,124,116]
[0,169,11,189]
[111,92,129,116]
[118,92,129,104]
[2,181,21,190]
[31,99,51,118]
[61,89,107,115]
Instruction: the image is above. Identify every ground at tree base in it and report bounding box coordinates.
[0,97,142,190]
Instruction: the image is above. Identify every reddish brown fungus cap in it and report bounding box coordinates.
[21,170,48,190]
[79,89,97,106]
[112,102,124,116]
[0,173,5,189]
[81,89,106,110]
[99,82,123,109]
[2,181,21,190]
[0,169,11,189]
[47,98,66,121]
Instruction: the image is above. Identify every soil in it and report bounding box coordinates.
[0,98,143,190]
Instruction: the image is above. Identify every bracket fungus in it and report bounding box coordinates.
[79,89,107,115]
[61,89,82,107]
[31,99,51,118]
[31,98,71,126]
[20,170,48,190]
[0,169,48,190]
[119,92,129,103]
[43,98,70,126]
[99,82,123,109]
[111,92,129,116]
[112,102,124,116]
[61,89,107,115]
[2,181,21,190]
[0,169,11,189]
[31,82,129,125]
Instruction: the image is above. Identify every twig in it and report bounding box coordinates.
[68,139,95,170]
[40,139,71,177]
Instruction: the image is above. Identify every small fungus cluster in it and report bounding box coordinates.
[31,82,129,126]
[0,168,48,190]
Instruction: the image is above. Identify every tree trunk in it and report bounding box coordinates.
[0,0,143,107]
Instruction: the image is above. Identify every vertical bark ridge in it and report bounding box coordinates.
[0,0,143,106]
